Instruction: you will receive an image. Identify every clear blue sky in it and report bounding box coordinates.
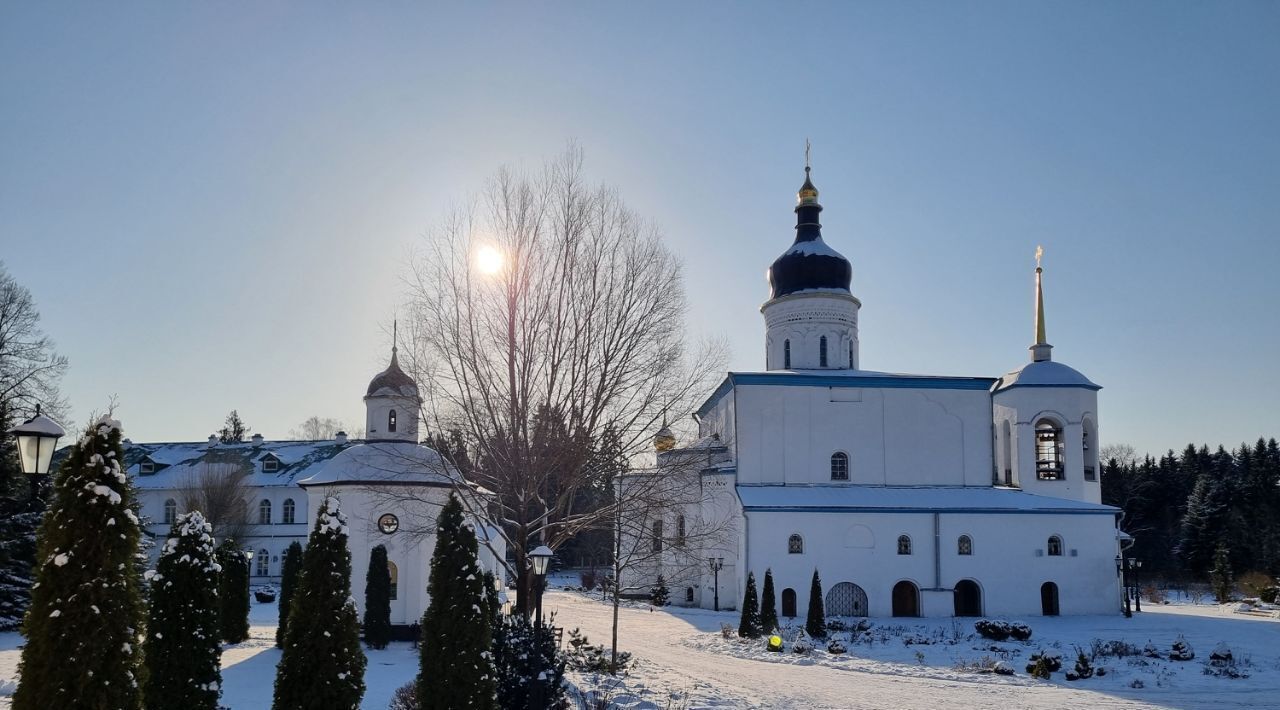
[2,2,1277,457]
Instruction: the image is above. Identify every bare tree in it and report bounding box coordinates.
[0,261,69,422]
[606,441,735,671]
[399,146,725,614]
[178,462,252,543]
[1101,442,1139,467]
[289,416,360,440]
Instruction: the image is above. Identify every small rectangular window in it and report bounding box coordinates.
[139,461,155,474]
[263,458,279,472]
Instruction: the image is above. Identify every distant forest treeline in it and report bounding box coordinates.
[1102,438,1280,581]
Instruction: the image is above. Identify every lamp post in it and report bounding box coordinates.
[708,557,724,612]
[529,545,553,631]
[243,547,255,599]
[1129,558,1144,612]
[1116,556,1131,617]
[6,406,66,500]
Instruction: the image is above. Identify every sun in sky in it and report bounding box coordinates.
[475,245,504,275]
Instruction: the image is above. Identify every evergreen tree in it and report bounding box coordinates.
[805,569,826,639]
[363,544,392,649]
[216,538,250,643]
[144,511,222,710]
[738,571,761,638]
[273,496,366,709]
[1210,543,1234,602]
[13,416,146,710]
[650,574,670,606]
[218,409,252,443]
[418,495,497,710]
[276,540,303,648]
[759,568,778,634]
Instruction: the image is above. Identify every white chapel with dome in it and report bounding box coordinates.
[638,164,1124,618]
[125,344,504,630]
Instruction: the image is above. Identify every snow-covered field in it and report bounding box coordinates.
[1,590,1277,709]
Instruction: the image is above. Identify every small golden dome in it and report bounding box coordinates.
[797,167,819,205]
[653,426,676,452]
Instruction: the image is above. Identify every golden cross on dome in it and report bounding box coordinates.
[805,138,811,171]
[1035,245,1044,269]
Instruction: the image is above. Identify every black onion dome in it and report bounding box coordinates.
[766,167,852,299]
[366,348,417,396]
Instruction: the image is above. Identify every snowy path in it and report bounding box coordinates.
[547,590,1275,710]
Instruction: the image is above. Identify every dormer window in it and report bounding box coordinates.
[388,409,397,433]
[139,458,155,475]
[261,455,280,473]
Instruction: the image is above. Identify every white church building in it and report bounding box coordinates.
[123,346,504,629]
[637,165,1124,619]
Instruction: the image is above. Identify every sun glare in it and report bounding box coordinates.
[476,245,504,275]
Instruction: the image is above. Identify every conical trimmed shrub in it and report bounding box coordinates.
[806,569,826,639]
[738,571,761,638]
[216,538,250,643]
[276,540,303,648]
[364,544,392,649]
[273,496,366,709]
[144,511,222,709]
[418,494,497,709]
[760,568,778,634]
[13,416,146,710]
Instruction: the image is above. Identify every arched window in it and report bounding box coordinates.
[1047,535,1063,556]
[676,515,686,547]
[685,587,694,603]
[1035,419,1065,480]
[897,535,912,555]
[388,561,399,600]
[163,498,177,525]
[1001,420,1013,485]
[258,499,272,525]
[958,535,973,555]
[848,342,854,368]
[651,520,663,552]
[830,452,849,481]
[819,336,828,367]
[282,498,296,524]
[783,339,791,369]
[388,409,398,433]
[256,549,269,576]
[788,533,804,554]
[1083,419,1098,481]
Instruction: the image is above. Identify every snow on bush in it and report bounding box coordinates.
[1024,648,1062,674]
[791,629,813,654]
[1170,636,1195,661]
[974,619,1032,642]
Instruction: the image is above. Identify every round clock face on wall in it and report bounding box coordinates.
[378,513,399,535]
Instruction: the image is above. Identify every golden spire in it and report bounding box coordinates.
[798,139,819,205]
[1031,245,1053,362]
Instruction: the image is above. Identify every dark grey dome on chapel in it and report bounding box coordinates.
[366,347,417,396]
[766,167,853,299]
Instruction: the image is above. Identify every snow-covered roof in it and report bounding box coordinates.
[696,369,997,418]
[992,360,1100,393]
[114,439,351,489]
[295,441,462,488]
[737,485,1118,515]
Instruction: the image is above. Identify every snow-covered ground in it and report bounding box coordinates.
[1,589,1276,709]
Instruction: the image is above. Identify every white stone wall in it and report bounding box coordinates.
[733,384,993,487]
[744,509,1121,618]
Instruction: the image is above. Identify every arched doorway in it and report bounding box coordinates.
[1041,582,1059,616]
[892,581,920,617]
[825,582,869,617]
[781,588,797,618]
[954,580,982,616]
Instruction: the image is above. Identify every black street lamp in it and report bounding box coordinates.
[243,547,256,599]
[708,557,724,612]
[529,545,553,630]
[1129,558,1144,612]
[6,406,65,503]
